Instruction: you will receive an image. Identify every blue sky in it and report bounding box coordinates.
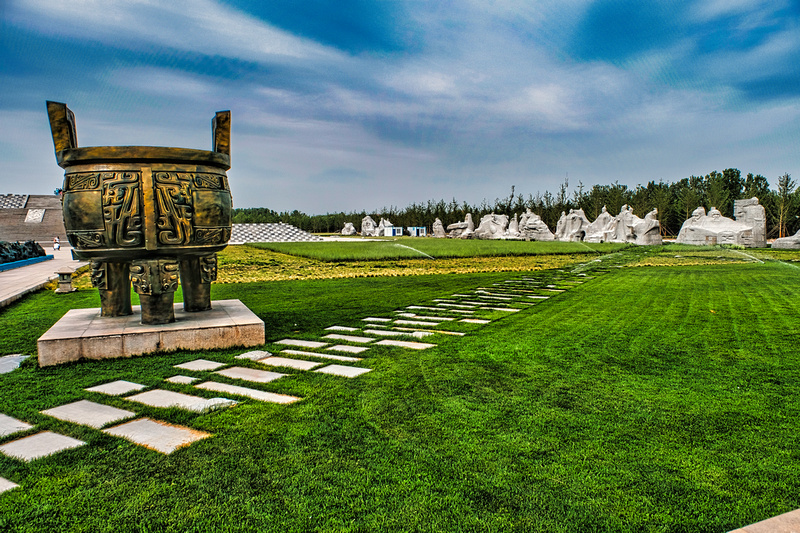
[2,0,799,213]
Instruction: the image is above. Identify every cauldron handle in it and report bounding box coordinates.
[213,110,231,155]
[46,101,78,153]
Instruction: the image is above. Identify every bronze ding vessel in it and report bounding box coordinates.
[47,101,233,324]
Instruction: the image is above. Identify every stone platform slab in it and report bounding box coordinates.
[37,300,265,367]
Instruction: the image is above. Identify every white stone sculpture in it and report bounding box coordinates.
[773,229,800,249]
[432,218,446,238]
[507,214,520,238]
[554,209,590,241]
[633,208,662,245]
[377,217,394,237]
[584,206,615,243]
[518,209,555,241]
[361,215,378,237]
[734,198,767,248]
[676,206,754,246]
[447,213,474,239]
[341,222,357,236]
[473,213,509,240]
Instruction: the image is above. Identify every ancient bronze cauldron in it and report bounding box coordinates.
[47,101,232,324]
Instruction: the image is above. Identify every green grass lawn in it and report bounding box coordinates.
[253,238,628,261]
[0,250,798,531]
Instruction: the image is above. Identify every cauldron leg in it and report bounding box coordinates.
[179,254,216,312]
[91,261,133,317]
[130,258,180,325]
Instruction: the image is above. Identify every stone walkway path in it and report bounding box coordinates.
[0,267,594,495]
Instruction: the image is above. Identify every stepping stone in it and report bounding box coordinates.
[0,355,29,374]
[474,294,513,300]
[0,431,86,462]
[322,334,374,344]
[460,318,491,324]
[281,349,361,362]
[235,350,272,361]
[528,295,549,299]
[392,327,464,337]
[174,359,227,372]
[395,320,445,327]
[0,413,32,438]
[362,317,392,323]
[41,400,135,429]
[216,366,288,382]
[364,328,433,338]
[256,358,321,371]
[0,477,19,494]
[395,313,452,321]
[481,307,520,312]
[126,390,236,413]
[406,305,474,314]
[85,380,147,396]
[314,365,372,378]
[376,339,436,350]
[325,326,359,332]
[436,303,476,309]
[103,418,210,454]
[195,382,300,404]
[276,339,328,349]
[326,345,369,354]
[166,375,198,385]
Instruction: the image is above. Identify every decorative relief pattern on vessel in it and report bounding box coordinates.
[200,254,218,283]
[130,259,180,295]
[90,261,107,289]
[68,231,105,249]
[154,172,194,246]
[65,173,101,191]
[102,172,143,248]
[194,227,231,245]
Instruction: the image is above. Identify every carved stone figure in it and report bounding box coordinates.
[773,229,800,249]
[554,209,590,241]
[473,213,509,239]
[47,101,232,324]
[361,216,378,237]
[507,214,520,238]
[676,206,754,246]
[432,218,446,238]
[518,209,555,241]
[447,213,474,238]
[633,208,662,245]
[734,197,767,247]
[584,206,615,243]
[0,240,46,265]
[341,222,357,236]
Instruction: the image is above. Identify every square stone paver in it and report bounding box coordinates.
[321,334,375,344]
[281,349,361,362]
[166,375,199,385]
[0,477,19,494]
[275,339,328,349]
[215,366,287,383]
[325,326,359,332]
[257,357,321,371]
[0,431,86,462]
[314,365,372,378]
[103,418,210,454]
[235,350,272,361]
[376,339,436,350]
[41,400,135,429]
[125,390,236,413]
[0,413,33,438]
[0,355,29,374]
[460,318,491,324]
[326,345,369,354]
[173,359,227,372]
[85,380,147,396]
[195,382,300,404]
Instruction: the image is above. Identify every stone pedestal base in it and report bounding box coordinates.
[37,299,265,367]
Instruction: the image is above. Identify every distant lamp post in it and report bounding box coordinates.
[55,267,76,293]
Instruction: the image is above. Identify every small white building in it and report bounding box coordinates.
[407,227,427,237]
[385,226,404,237]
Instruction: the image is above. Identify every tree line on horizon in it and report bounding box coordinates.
[232,168,799,238]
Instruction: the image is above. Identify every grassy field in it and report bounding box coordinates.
[0,245,798,531]
[252,238,628,261]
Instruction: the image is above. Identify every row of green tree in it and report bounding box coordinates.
[232,169,799,237]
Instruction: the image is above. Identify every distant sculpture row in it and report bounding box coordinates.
[434,205,663,245]
[341,197,788,248]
